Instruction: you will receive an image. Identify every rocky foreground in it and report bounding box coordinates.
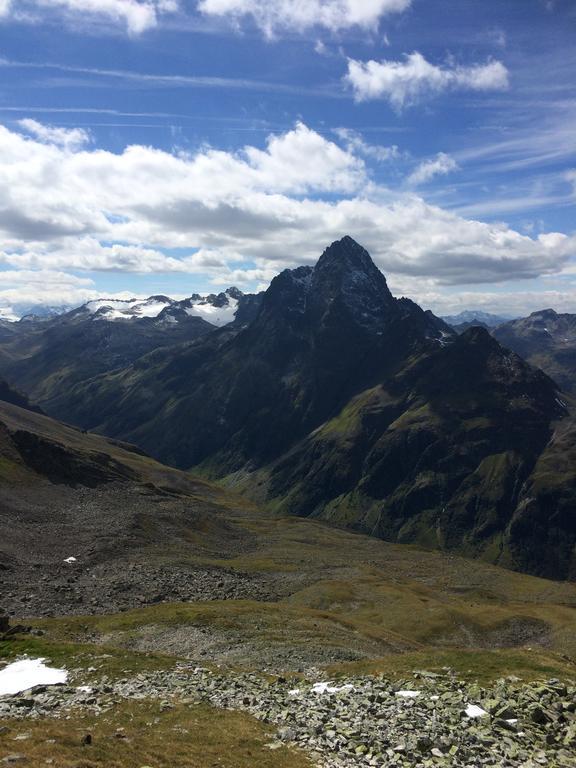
[1,661,575,767]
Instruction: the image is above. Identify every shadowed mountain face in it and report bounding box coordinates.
[493,309,576,394]
[0,376,42,413]
[30,236,576,580]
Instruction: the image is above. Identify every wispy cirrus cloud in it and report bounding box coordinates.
[0,56,343,99]
[345,52,509,109]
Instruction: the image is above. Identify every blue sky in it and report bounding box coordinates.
[0,0,574,318]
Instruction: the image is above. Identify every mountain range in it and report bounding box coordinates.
[3,237,573,579]
[0,287,262,415]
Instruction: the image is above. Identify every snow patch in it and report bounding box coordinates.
[0,659,68,696]
[395,690,420,698]
[85,298,172,320]
[465,704,489,718]
[311,681,354,695]
[185,295,239,327]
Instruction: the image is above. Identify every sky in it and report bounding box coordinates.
[0,0,574,318]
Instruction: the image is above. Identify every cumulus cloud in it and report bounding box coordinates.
[18,119,91,151]
[0,119,573,303]
[0,269,96,312]
[197,0,412,37]
[0,268,146,317]
[345,52,509,108]
[0,0,178,34]
[406,152,458,186]
[416,287,576,318]
[0,240,191,273]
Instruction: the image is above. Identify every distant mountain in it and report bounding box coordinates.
[0,287,262,415]
[72,287,261,328]
[49,237,576,579]
[18,304,75,322]
[493,309,576,394]
[442,310,512,328]
[1,288,263,326]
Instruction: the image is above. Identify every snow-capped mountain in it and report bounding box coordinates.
[82,295,174,321]
[159,288,245,327]
[77,288,256,328]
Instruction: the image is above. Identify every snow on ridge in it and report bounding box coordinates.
[0,659,68,696]
[83,288,243,326]
[85,297,172,320]
[184,294,239,327]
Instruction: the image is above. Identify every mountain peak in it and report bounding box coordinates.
[315,236,382,276]
[530,308,557,320]
[309,237,395,327]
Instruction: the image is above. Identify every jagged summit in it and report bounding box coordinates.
[310,236,395,322]
[315,236,386,277]
[258,236,398,334]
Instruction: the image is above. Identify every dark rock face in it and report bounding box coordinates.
[6,237,575,579]
[10,430,138,487]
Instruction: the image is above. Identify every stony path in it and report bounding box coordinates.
[1,662,575,767]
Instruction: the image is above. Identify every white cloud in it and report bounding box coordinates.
[0,269,95,309]
[334,128,400,163]
[18,118,90,151]
[0,239,191,273]
[197,0,412,37]
[0,0,178,34]
[0,120,573,302]
[0,268,146,317]
[419,287,576,318]
[345,52,509,108]
[407,152,458,186]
